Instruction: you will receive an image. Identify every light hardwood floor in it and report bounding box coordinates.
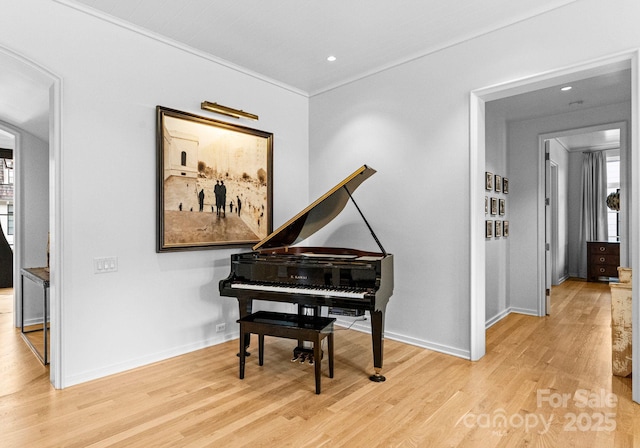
[1,280,639,447]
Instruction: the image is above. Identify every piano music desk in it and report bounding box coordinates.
[237,311,335,394]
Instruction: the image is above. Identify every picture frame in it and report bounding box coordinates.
[495,174,502,193]
[495,220,502,237]
[499,198,505,215]
[490,197,498,215]
[502,177,509,194]
[485,196,488,214]
[503,221,509,237]
[156,106,273,252]
[486,220,493,238]
[485,172,493,191]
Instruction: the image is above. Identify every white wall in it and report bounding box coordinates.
[310,0,640,357]
[0,0,309,386]
[484,104,509,326]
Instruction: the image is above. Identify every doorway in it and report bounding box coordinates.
[0,46,62,388]
[470,51,639,402]
[541,123,626,317]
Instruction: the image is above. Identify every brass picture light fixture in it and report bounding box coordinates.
[200,101,259,120]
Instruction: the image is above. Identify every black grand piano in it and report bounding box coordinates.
[219,165,393,381]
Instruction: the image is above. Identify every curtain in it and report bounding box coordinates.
[578,151,608,278]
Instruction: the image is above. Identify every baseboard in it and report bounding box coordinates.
[334,319,471,360]
[556,274,570,284]
[485,308,512,329]
[62,333,235,388]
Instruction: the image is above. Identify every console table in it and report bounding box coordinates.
[20,267,50,365]
[237,311,335,394]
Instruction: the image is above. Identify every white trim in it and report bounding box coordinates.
[49,76,63,390]
[485,308,511,329]
[630,51,640,404]
[469,92,486,361]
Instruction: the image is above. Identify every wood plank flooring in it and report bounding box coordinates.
[1,280,639,447]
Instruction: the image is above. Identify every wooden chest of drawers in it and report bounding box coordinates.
[587,241,620,282]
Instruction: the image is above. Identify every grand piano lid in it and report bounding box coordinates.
[253,165,376,251]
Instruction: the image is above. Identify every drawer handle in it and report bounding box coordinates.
[599,268,606,273]
[599,247,606,252]
[599,257,606,262]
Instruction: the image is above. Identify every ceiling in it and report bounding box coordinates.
[68,0,578,95]
[0,0,632,145]
[556,129,620,152]
[488,68,630,150]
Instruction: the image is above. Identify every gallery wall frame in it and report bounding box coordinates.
[485,172,493,190]
[485,220,493,238]
[156,106,273,252]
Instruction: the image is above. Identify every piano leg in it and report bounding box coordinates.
[238,297,253,357]
[370,310,386,382]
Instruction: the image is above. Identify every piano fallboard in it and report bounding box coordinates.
[219,247,392,311]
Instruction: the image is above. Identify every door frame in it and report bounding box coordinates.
[538,122,628,315]
[0,45,63,389]
[470,50,639,403]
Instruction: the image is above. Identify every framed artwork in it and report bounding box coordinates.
[485,196,488,214]
[502,177,509,194]
[503,221,509,237]
[485,172,493,191]
[486,220,493,238]
[490,197,498,215]
[495,174,502,192]
[499,199,505,215]
[156,106,273,252]
[495,220,502,237]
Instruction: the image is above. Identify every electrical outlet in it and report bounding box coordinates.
[216,323,226,332]
[94,256,118,274]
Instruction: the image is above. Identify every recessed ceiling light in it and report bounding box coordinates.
[561,86,572,91]
[327,55,337,62]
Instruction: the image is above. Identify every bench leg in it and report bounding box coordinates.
[239,324,246,380]
[328,333,334,378]
[259,334,265,366]
[314,336,322,394]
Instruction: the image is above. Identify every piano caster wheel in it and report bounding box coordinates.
[369,373,386,382]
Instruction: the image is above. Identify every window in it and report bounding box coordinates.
[181,151,187,166]
[3,159,13,184]
[7,203,13,235]
[606,151,620,241]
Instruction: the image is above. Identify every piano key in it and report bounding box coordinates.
[230,282,368,298]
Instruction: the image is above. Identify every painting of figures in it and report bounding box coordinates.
[156,106,273,251]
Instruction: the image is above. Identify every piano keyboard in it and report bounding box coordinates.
[230,282,368,299]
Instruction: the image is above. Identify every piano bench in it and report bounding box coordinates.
[237,311,335,394]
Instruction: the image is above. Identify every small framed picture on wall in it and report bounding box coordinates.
[495,175,502,193]
[499,199,505,215]
[503,177,509,194]
[486,220,493,238]
[485,172,493,191]
[490,197,498,215]
[495,220,502,237]
[503,221,509,237]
